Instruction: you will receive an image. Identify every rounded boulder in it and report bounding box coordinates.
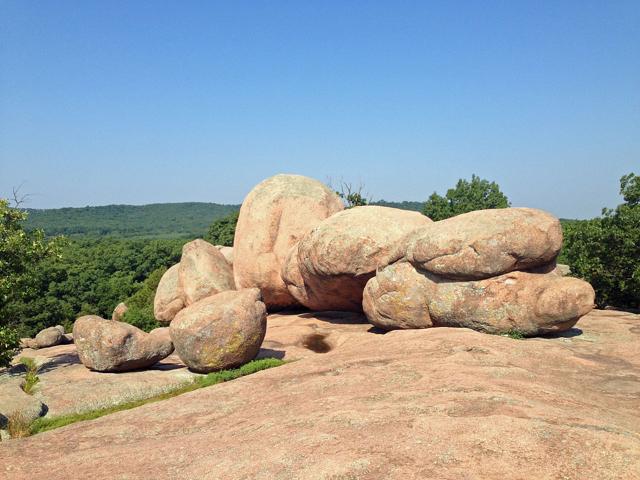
[154,264,185,324]
[233,174,344,310]
[73,315,174,372]
[404,208,563,280]
[169,289,267,373]
[179,239,235,306]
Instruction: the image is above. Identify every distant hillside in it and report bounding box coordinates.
[25,203,241,239]
[25,200,426,239]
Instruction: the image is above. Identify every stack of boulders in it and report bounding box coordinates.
[71,173,595,375]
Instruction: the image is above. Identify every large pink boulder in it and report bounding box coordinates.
[363,262,595,336]
[170,289,267,373]
[282,206,432,311]
[402,208,563,280]
[154,264,185,324]
[179,239,235,306]
[73,316,174,372]
[233,174,344,310]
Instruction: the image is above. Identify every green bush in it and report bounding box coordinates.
[121,266,167,332]
[563,173,639,309]
[206,210,239,247]
[423,174,510,221]
[0,326,19,368]
[19,357,40,394]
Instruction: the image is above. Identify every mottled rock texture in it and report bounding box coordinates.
[153,264,185,324]
[364,262,595,335]
[73,316,174,372]
[403,207,562,279]
[170,289,267,373]
[233,174,344,310]
[179,239,235,306]
[283,206,432,311]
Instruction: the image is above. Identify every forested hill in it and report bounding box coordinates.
[25,202,241,238]
[25,200,426,239]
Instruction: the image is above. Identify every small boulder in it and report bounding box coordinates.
[0,384,45,430]
[179,239,235,306]
[282,206,432,311]
[233,174,344,310]
[73,315,174,372]
[111,302,128,322]
[402,208,563,280]
[35,326,64,348]
[154,264,185,324]
[170,289,267,373]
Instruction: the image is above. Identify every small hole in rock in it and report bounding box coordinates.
[302,333,332,353]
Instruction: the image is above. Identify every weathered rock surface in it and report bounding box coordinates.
[19,338,38,349]
[111,302,128,322]
[283,206,432,311]
[215,245,234,266]
[362,262,434,330]
[170,289,267,373]
[73,316,174,372]
[179,239,235,306]
[403,207,563,279]
[233,174,344,310]
[3,343,199,419]
[153,264,185,324]
[2,310,638,479]
[35,326,64,348]
[364,262,595,335]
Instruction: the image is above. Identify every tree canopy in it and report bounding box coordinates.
[422,174,510,221]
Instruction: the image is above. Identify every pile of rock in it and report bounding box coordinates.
[69,173,595,375]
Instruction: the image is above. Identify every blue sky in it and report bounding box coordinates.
[1,1,638,218]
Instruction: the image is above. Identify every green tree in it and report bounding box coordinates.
[563,173,639,309]
[0,199,63,365]
[206,210,239,246]
[121,266,166,332]
[423,174,510,221]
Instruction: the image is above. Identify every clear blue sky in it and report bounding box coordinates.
[1,1,638,218]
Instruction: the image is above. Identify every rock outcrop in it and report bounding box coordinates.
[153,264,185,324]
[179,239,235,306]
[0,384,45,431]
[3,310,638,479]
[402,208,563,279]
[233,174,344,310]
[282,206,432,311]
[111,302,128,322]
[73,316,174,372]
[170,289,267,373]
[364,262,595,335]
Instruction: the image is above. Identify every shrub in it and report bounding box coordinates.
[19,357,40,394]
[423,174,510,221]
[206,210,239,247]
[563,173,639,309]
[0,326,19,368]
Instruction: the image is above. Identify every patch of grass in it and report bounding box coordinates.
[29,357,285,435]
[504,330,525,340]
[19,357,40,395]
[7,411,32,439]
